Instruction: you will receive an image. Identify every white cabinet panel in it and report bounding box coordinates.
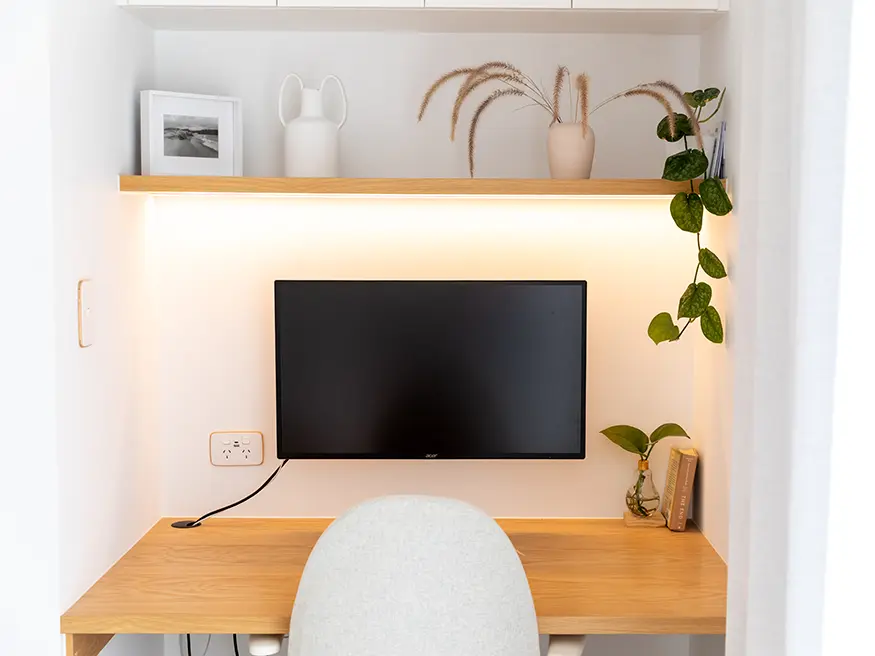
[279,0,424,6]
[572,1,719,8]
[426,0,570,8]
[128,1,277,6]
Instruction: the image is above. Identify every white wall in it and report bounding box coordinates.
[0,2,62,654]
[723,2,852,656]
[688,18,733,656]
[782,1,850,655]
[153,30,700,178]
[148,196,696,519]
[49,1,162,655]
[692,11,732,562]
[723,0,795,652]
[822,1,875,650]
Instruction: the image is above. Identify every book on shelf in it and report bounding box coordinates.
[662,447,699,532]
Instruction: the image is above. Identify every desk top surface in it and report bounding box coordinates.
[61,517,726,636]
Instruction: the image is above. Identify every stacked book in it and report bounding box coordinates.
[662,447,699,531]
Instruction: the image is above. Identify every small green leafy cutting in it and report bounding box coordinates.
[600,423,690,459]
[648,86,732,346]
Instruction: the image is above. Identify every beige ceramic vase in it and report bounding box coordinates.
[547,123,596,179]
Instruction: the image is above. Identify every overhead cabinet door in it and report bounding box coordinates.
[126,1,278,6]
[425,0,570,8]
[278,0,424,6]
[571,1,721,8]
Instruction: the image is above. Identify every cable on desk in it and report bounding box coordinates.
[172,460,289,529]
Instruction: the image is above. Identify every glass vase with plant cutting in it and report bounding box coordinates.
[600,423,690,517]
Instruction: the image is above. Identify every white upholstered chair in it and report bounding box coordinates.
[279,495,586,656]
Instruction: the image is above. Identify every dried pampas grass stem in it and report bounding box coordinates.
[452,71,525,140]
[419,67,479,121]
[623,88,676,140]
[552,65,568,125]
[577,74,590,137]
[468,88,524,178]
[474,62,553,114]
[646,80,704,152]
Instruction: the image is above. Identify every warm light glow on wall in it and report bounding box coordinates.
[147,195,676,258]
[144,195,698,518]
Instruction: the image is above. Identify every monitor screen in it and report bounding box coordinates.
[275,281,586,459]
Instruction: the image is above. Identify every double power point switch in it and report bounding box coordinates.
[210,431,264,466]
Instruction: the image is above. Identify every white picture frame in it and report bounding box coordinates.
[140,90,243,176]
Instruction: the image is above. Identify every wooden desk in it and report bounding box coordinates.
[61,518,726,656]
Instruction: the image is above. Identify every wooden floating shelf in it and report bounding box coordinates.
[119,176,704,198]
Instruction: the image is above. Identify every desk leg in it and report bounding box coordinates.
[546,635,588,656]
[65,633,114,656]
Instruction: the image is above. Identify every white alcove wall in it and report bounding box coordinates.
[5,2,165,656]
[51,0,163,652]
[691,9,730,562]
[147,195,699,520]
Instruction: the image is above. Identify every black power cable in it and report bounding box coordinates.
[172,460,289,529]
[186,634,192,656]
[232,634,240,656]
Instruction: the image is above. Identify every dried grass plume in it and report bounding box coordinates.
[452,71,524,140]
[623,88,676,140]
[577,74,590,137]
[552,65,568,125]
[646,80,704,151]
[468,88,524,178]
[418,67,479,122]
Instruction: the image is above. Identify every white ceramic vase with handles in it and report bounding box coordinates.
[279,73,348,177]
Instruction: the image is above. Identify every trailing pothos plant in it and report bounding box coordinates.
[648,87,733,346]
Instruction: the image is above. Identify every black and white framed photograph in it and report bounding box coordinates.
[141,91,242,176]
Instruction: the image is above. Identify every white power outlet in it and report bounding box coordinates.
[210,431,264,467]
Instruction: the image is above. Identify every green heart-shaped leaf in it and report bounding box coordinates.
[656,113,695,142]
[702,87,721,102]
[701,305,724,344]
[700,178,733,216]
[678,282,712,319]
[650,423,690,444]
[670,192,704,233]
[699,248,727,279]
[683,91,697,108]
[662,149,709,181]
[601,425,648,455]
[691,90,706,107]
[648,312,680,345]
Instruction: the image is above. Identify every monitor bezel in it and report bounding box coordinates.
[274,280,587,460]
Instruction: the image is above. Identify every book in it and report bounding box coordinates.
[706,120,727,179]
[662,447,699,531]
[707,125,721,179]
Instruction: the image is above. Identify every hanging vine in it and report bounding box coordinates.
[647,87,733,345]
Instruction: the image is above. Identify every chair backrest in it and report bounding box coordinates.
[288,495,540,656]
